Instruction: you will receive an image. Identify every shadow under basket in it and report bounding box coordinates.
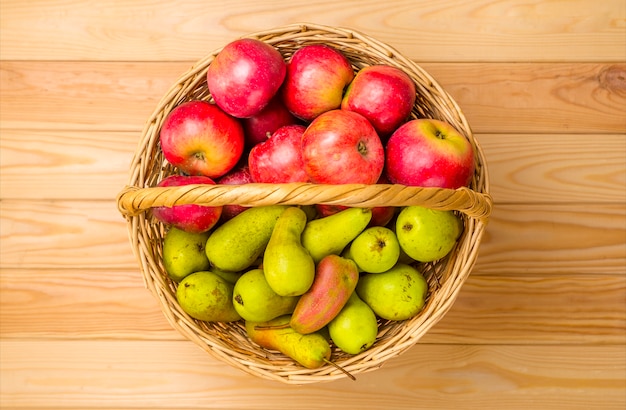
[116,23,493,384]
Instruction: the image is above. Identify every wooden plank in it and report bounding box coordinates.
[480,133,626,204]
[1,340,624,409]
[1,268,624,345]
[1,0,624,62]
[1,61,625,134]
[477,203,626,275]
[0,200,137,270]
[0,130,136,201]
[1,200,624,274]
[2,131,625,203]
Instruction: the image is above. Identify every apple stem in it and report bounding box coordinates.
[357,140,368,156]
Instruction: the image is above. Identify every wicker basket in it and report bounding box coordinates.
[116,23,492,384]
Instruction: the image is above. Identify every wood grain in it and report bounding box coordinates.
[1,0,625,406]
[2,200,624,274]
[1,268,624,345]
[1,340,624,409]
[2,131,625,203]
[1,0,624,62]
[1,61,625,134]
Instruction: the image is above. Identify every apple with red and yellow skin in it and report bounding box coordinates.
[152,175,223,233]
[248,124,309,183]
[385,119,475,189]
[207,38,286,118]
[342,65,416,138]
[301,109,384,185]
[241,96,299,149]
[282,44,354,121]
[159,100,244,179]
[216,165,254,221]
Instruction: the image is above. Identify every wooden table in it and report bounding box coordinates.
[1,1,625,408]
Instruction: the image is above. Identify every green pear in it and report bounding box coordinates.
[245,315,331,369]
[301,207,372,263]
[356,263,428,321]
[233,268,299,322]
[176,271,241,322]
[200,268,242,284]
[205,205,288,272]
[348,226,400,273]
[263,207,315,296]
[161,227,211,282]
[395,206,462,262]
[328,292,378,354]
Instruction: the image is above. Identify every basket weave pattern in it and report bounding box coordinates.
[116,23,492,384]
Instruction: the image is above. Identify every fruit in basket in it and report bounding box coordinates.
[356,263,428,321]
[207,38,286,118]
[301,207,372,263]
[263,207,315,296]
[204,268,242,284]
[232,268,299,322]
[159,100,244,179]
[290,255,359,334]
[152,175,223,233]
[248,124,309,183]
[282,44,355,121]
[245,315,331,369]
[241,96,299,148]
[216,164,254,221]
[162,227,211,282]
[395,206,462,262]
[341,65,416,137]
[301,109,384,185]
[347,226,400,274]
[176,271,241,322]
[205,205,288,272]
[385,118,475,189]
[328,292,378,354]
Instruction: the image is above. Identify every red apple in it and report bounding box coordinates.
[282,44,354,121]
[301,110,384,184]
[341,65,416,137]
[159,100,244,179]
[152,175,223,233]
[385,119,475,189]
[248,124,309,183]
[207,38,286,118]
[217,165,254,221]
[241,96,299,148]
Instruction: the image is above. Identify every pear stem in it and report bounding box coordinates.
[253,323,290,330]
[323,358,356,381]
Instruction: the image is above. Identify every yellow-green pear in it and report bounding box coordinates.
[263,207,315,296]
[328,292,378,354]
[176,271,241,322]
[233,268,299,322]
[395,206,462,262]
[162,227,211,282]
[205,205,287,272]
[348,226,400,273]
[301,207,372,262]
[245,315,331,369]
[356,263,428,321]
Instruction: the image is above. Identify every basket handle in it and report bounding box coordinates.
[116,183,493,223]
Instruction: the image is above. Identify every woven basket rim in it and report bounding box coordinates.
[116,22,491,384]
